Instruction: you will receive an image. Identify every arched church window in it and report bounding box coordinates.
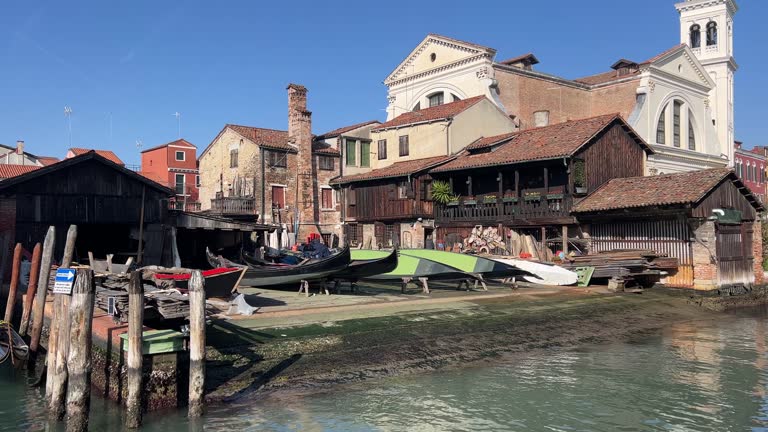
[690,24,701,48]
[428,92,444,108]
[672,101,682,147]
[413,102,421,111]
[451,94,461,102]
[706,22,718,46]
[656,107,666,144]
[688,111,696,150]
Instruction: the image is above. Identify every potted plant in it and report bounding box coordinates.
[431,180,460,206]
[502,192,518,203]
[483,194,497,204]
[573,160,587,194]
[546,193,564,200]
[524,191,541,202]
[463,195,477,205]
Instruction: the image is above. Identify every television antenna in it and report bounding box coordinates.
[64,106,73,147]
[135,139,143,151]
[173,112,181,138]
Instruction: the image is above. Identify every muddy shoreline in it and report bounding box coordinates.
[203,288,766,403]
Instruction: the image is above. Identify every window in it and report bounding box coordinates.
[706,22,718,46]
[452,94,461,102]
[175,150,185,161]
[656,107,666,144]
[378,139,387,160]
[229,149,238,168]
[271,186,285,209]
[398,135,409,157]
[319,156,335,171]
[413,102,421,111]
[195,175,200,187]
[534,110,550,127]
[321,188,333,209]
[174,173,185,195]
[267,150,287,168]
[673,100,681,147]
[688,111,696,150]
[690,24,701,48]
[428,92,444,108]
[345,138,356,166]
[360,141,370,167]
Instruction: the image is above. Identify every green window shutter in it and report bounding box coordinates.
[360,142,370,167]
[345,139,356,166]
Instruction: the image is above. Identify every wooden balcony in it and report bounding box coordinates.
[169,201,202,212]
[435,193,575,226]
[210,197,257,215]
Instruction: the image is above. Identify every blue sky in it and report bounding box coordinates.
[1,0,765,165]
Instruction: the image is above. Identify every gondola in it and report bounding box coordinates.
[0,323,29,370]
[351,250,479,282]
[205,247,246,269]
[331,247,399,283]
[154,267,247,298]
[399,249,532,280]
[239,246,351,287]
[240,249,297,267]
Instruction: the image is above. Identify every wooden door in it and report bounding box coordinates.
[716,223,754,287]
[271,186,285,209]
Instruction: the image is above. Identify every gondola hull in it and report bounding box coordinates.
[399,249,531,279]
[240,247,351,287]
[332,248,399,281]
[350,250,477,281]
[155,267,246,298]
[0,324,29,370]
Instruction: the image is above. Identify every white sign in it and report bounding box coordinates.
[53,268,76,294]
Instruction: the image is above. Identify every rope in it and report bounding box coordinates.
[0,320,15,366]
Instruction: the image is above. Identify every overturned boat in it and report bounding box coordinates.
[492,258,578,286]
[351,250,476,282]
[331,248,399,283]
[398,249,530,280]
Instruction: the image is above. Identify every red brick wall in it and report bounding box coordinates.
[589,80,640,119]
[754,221,764,285]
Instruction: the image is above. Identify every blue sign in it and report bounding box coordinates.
[53,268,76,294]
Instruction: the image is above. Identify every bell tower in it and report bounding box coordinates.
[676,0,737,165]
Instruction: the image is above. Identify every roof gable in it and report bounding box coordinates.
[384,34,496,85]
[647,44,715,89]
[432,114,651,173]
[372,96,487,131]
[141,139,197,154]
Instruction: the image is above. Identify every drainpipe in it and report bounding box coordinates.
[445,119,453,155]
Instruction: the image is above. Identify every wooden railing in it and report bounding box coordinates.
[210,197,256,215]
[435,193,572,224]
[169,201,202,212]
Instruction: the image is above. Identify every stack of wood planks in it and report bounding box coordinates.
[561,250,679,285]
[508,231,553,261]
[94,274,190,323]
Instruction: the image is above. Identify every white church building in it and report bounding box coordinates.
[383,0,738,175]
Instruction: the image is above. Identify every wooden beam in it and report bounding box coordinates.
[65,269,96,432]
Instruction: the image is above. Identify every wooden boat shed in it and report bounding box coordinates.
[572,168,765,290]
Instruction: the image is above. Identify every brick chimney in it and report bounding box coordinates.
[16,140,24,155]
[287,83,317,235]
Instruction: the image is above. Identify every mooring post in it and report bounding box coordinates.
[126,271,144,429]
[3,243,22,323]
[19,243,41,337]
[65,269,95,432]
[29,226,55,362]
[48,225,77,409]
[188,270,206,418]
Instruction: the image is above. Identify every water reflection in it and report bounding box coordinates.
[3,313,768,431]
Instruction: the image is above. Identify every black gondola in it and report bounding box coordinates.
[0,323,28,370]
[205,247,246,269]
[239,246,351,287]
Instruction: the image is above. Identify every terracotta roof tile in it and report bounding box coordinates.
[372,96,486,131]
[571,168,747,213]
[318,120,381,139]
[331,155,454,185]
[498,53,539,66]
[312,142,340,156]
[0,164,41,179]
[69,148,124,165]
[36,156,60,166]
[433,114,649,173]
[226,124,295,152]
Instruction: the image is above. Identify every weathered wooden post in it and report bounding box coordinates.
[29,226,55,361]
[48,225,77,417]
[126,271,144,429]
[19,243,41,336]
[3,243,22,323]
[65,269,95,432]
[188,270,206,417]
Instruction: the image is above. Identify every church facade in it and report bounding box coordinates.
[383,0,737,175]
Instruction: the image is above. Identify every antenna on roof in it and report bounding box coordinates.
[64,106,73,147]
[136,139,143,151]
[173,112,181,138]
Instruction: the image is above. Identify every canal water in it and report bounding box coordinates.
[3,309,768,431]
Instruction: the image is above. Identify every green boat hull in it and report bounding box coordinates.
[398,249,529,279]
[350,250,473,281]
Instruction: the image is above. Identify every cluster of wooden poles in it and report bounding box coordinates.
[3,224,208,431]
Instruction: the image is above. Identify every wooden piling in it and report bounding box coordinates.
[126,271,144,429]
[47,225,77,407]
[29,226,55,359]
[3,243,22,323]
[19,243,41,337]
[65,269,95,432]
[188,270,206,418]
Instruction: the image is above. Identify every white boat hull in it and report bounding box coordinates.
[493,258,578,286]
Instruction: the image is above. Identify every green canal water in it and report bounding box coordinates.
[3,309,768,431]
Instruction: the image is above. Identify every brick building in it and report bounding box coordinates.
[140,139,201,211]
[198,84,342,242]
[733,141,766,204]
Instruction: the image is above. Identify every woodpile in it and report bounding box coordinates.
[561,249,679,285]
[463,225,506,253]
[508,231,552,261]
[94,274,191,323]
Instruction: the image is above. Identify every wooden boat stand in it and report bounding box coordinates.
[297,280,330,297]
[400,277,430,294]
